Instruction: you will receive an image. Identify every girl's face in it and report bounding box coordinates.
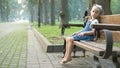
[90,6,100,19]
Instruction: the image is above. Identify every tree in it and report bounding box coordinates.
[50,0,55,25]
[59,0,69,27]
[89,0,112,15]
[68,0,88,21]
[27,0,38,22]
[38,0,41,27]
[0,0,9,22]
[111,0,120,14]
[43,0,49,25]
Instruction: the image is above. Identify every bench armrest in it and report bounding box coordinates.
[62,24,84,27]
[101,30,113,59]
[92,24,115,58]
[92,24,120,31]
[61,24,83,35]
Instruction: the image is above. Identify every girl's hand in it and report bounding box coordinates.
[73,32,78,35]
[78,32,85,36]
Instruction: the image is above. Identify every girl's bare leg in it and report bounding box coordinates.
[61,37,74,64]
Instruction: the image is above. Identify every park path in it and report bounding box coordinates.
[0,22,116,68]
[27,26,54,68]
[0,23,18,38]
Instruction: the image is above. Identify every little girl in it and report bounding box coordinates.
[60,4,103,64]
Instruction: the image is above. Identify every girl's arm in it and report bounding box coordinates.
[78,29,95,36]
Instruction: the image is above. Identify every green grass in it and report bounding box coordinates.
[97,40,120,47]
[33,22,83,44]
[114,42,120,47]
[33,22,120,47]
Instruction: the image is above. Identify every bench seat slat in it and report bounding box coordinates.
[80,41,120,52]
[73,41,104,56]
[73,41,120,56]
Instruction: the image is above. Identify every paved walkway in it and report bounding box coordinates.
[0,23,27,68]
[0,23,116,68]
[27,26,53,68]
[0,23,19,38]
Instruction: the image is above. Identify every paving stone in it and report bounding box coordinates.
[27,28,53,68]
[27,64,40,68]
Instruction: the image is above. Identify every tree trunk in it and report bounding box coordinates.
[43,0,49,25]
[50,0,55,26]
[89,0,112,15]
[1,0,6,22]
[0,0,9,22]
[89,0,95,10]
[30,6,34,23]
[40,0,43,24]
[6,0,9,22]
[59,0,69,27]
[38,0,41,27]
[0,0,2,21]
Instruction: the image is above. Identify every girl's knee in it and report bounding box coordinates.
[66,37,74,42]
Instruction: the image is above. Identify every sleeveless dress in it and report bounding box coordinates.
[72,19,99,41]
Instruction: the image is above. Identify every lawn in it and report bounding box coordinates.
[33,22,83,44]
[33,22,120,47]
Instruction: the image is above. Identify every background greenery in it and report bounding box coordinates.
[0,0,120,22]
[0,0,119,46]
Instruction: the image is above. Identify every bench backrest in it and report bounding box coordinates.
[85,14,120,42]
[99,14,120,42]
[100,14,120,24]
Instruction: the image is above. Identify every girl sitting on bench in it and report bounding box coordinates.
[60,4,103,64]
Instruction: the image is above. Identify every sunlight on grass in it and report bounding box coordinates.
[33,22,83,44]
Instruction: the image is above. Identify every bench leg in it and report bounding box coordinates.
[93,56,102,68]
[83,49,86,57]
[112,56,120,68]
[63,39,66,57]
[73,45,76,58]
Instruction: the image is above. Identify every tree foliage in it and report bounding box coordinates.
[111,0,120,14]
[0,0,120,23]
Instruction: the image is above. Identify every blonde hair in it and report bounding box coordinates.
[93,4,103,14]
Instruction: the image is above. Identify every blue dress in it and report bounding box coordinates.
[72,19,98,41]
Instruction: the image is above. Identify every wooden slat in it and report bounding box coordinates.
[73,41,104,56]
[85,15,120,42]
[112,31,120,42]
[85,14,120,24]
[92,24,120,31]
[99,14,120,42]
[99,31,120,42]
[73,41,120,56]
[100,14,120,24]
[80,41,120,52]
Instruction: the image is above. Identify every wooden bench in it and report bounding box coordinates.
[62,14,120,68]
